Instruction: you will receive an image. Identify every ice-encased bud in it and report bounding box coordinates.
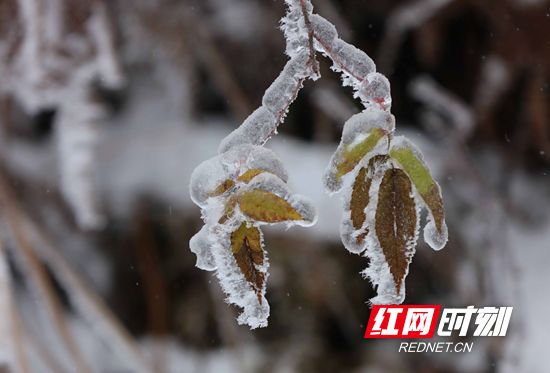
[358,72,392,109]
[424,219,448,251]
[189,156,229,207]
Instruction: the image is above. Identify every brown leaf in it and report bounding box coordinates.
[375,168,417,293]
[218,196,237,224]
[422,184,445,234]
[231,222,265,303]
[238,190,305,223]
[350,167,371,244]
[350,155,389,244]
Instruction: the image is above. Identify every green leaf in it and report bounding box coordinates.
[335,128,387,181]
[390,144,445,234]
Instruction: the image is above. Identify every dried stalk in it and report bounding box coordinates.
[0,173,93,373]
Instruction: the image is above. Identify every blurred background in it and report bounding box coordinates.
[0,0,549,372]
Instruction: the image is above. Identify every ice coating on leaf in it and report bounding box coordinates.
[341,109,395,144]
[209,225,270,329]
[191,145,289,208]
[245,173,317,227]
[357,72,392,110]
[340,217,367,254]
[424,219,448,251]
[340,155,389,254]
[242,146,289,182]
[190,156,231,208]
[340,166,371,254]
[218,107,277,153]
[390,136,448,251]
[323,109,394,192]
[231,223,266,305]
[189,226,217,271]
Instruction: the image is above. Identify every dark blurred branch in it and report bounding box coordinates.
[133,203,169,373]
[184,12,252,122]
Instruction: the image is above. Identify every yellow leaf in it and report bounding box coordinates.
[231,222,265,303]
[209,179,235,197]
[239,190,305,223]
[237,169,264,183]
[375,168,417,293]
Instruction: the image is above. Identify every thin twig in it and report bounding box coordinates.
[312,33,363,82]
[184,11,252,121]
[133,203,168,373]
[300,0,320,77]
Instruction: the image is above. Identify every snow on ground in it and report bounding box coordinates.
[500,219,550,373]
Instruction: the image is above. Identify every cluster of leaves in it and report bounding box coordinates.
[190,145,316,327]
[190,0,447,328]
[324,110,447,304]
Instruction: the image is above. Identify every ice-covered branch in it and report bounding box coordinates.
[190,0,448,326]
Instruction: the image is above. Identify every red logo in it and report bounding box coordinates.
[365,305,441,338]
